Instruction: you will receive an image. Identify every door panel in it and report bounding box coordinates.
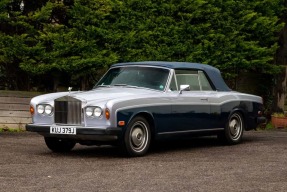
[169,91,211,131]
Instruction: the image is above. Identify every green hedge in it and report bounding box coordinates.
[0,0,284,90]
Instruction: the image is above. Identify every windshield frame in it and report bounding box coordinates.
[94,65,172,92]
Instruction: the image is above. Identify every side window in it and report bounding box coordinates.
[175,70,200,91]
[169,73,178,91]
[174,69,214,91]
[198,71,213,91]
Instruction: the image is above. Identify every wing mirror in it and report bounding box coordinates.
[179,85,190,94]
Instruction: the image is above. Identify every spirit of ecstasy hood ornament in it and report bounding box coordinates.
[68,87,72,93]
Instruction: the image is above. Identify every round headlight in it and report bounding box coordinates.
[45,105,53,115]
[86,107,93,117]
[94,107,102,117]
[37,105,45,114]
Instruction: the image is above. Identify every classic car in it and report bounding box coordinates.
[26,61,266,156]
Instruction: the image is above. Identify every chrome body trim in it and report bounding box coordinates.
[158,128,224,135]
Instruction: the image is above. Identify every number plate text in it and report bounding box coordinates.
[50,126,76,135]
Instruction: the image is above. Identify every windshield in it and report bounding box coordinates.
[96,66,170,91]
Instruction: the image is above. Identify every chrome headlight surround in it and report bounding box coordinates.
[44,105,53,115]
[94,107,102,117]
[37,104,45,114]
[85,106,103,118]
[37,104,53,116]
[85,107,94,117]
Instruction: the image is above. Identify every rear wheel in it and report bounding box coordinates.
[121,116,151,157]
[217,112,244,145]
[44,137,76,152]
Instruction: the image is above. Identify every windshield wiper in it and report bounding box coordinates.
[113,84,138,88]
[96,85,110,88]
[96,84,139,88]
[113,84,128,86]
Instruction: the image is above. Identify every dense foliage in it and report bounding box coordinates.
[0,0,284,91]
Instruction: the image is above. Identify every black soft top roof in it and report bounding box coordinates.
[112,61,231,91]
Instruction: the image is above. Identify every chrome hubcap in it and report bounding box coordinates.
[132,128,144,146]
[130,121,148,152]
[229,114,242,140]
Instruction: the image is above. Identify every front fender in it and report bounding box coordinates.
[118,109,158,142]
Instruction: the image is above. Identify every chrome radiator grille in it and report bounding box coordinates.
[54,96,82,125]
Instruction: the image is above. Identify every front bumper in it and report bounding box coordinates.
[26,124,122,141]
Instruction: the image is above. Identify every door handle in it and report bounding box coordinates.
[201,98,208,101]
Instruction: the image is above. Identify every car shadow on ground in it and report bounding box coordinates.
[39,134,258,158]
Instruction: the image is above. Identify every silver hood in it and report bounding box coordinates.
[73,87,160,104]
[31,87,161,106]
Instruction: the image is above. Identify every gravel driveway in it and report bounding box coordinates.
[1,131,287,192]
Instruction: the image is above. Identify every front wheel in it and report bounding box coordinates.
[218,112,244,145]
[121,116,151,157]
[44,137,76,152]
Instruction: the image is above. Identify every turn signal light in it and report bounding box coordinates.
[30,106,34,115]
[118,121,125,126]
[105,108,110,120]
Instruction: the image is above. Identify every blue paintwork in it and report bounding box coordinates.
[170,104,211,131]
[117,105,173,134]
[116,100,263,138]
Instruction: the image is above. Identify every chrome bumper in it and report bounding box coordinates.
[26,124,122,141]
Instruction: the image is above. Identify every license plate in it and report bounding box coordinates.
[50,126,76,135]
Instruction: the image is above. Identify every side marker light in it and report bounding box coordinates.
[118,121,125,126]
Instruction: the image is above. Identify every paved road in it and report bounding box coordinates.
[1,131,287,192]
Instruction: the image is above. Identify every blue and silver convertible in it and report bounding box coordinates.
[26,61,266,156]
